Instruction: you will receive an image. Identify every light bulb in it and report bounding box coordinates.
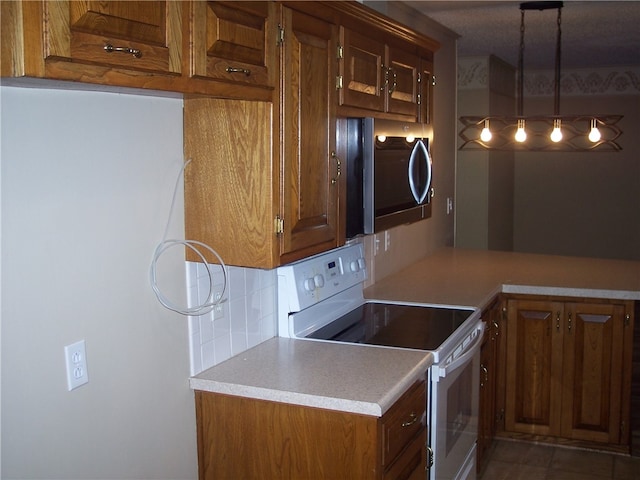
[588,119,601,143]
[550,118,563,143]
[377,135,386,143]
[480,120,492,142]
[515,119,527,143]
[406,135,415,143]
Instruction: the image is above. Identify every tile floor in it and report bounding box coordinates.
[478,439,640,480]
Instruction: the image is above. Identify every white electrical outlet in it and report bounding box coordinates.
[384,230,391,251]
[64,340,89,391]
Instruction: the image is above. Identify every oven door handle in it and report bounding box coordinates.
[438,324,484,378]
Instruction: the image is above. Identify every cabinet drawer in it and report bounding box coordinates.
[381,380,426,467]
[383,428,427,480]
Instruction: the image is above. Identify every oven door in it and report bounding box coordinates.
[429,322,482,480]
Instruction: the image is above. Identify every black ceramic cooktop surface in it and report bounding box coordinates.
[307,302,472,350]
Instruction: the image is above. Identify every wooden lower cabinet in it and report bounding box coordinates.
[502,296,634,450]
[194,379,427,479]
[477,297,503,472]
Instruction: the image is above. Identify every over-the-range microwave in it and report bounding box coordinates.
[345,118,434,238]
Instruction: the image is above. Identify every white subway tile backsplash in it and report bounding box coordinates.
[187,261,277,375]
[230,331,248,356]
[199,313,214,344]
[201,339,216,368]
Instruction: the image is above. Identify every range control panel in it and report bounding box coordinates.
[277,243,367,313]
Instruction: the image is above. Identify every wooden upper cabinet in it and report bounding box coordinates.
[418,57,434,124]
[188,1,276,90]
[184,97,278,269]
[339,27,385,113]
[339,25,430,122]
[385,45,420,117]
[1,0,182,87]
[280,6,339,264]
[44,1,182,75]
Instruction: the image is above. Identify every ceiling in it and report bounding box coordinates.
[403,1,640,69]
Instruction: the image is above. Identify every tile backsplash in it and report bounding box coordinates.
[186,261,277,375]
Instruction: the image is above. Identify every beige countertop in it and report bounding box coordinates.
[365,248,640,309]
[191,248,639,417]
[190,337,433,416]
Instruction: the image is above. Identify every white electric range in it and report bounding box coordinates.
[277,243,483,480]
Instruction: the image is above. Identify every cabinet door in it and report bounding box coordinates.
[189,1,276,89]
[478,334,493,469]
[339,27,385,113]
[44,1,181,75]
[418,57,434,125]
[385,46,420,118]
[505,299,565,436]
[382,429,427,480]
[280,7,339,264]
[184,98,277,269]
[478,301,499,471]
[195,391,379,479]
[560,302,627,444]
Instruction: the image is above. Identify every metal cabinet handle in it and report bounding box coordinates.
[388,68,397,94]
[492,321,499,339]
[380,64,389,92]
[568,312,572,332]
[226,66,251,76]
[480,364,489,388]
[331,151,341,185]
[556,311,561,332]
[104,43,142,58]
[401,412,418,427]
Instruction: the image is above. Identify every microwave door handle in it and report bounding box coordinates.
[408,140,432,204]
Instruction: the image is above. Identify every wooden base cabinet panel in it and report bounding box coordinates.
[561,302,628,444]
[195,380,427,479]
[477,297,503,472]
[505,299,565,437]
[503,297,634,448]
[195,391,378,479]
[382,430,428,480]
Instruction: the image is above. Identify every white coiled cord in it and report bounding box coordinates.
[150,159,228,316]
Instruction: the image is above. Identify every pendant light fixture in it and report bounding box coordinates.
[459,1,623,152]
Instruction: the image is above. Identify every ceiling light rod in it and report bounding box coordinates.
[515,2,563,143]
[520,1,563,11]
[519,2,563,115]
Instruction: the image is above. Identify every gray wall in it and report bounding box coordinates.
[456,60,640,261]
[514,93,640,260]
[456,56,515,251]
[1,86,197,479]
[364,1,459,283]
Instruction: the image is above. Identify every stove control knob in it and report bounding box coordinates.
[349,260,360,272]
[303,278,316,292]
[313,274,325,288]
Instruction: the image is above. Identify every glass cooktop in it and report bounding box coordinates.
[307,302,473,350]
